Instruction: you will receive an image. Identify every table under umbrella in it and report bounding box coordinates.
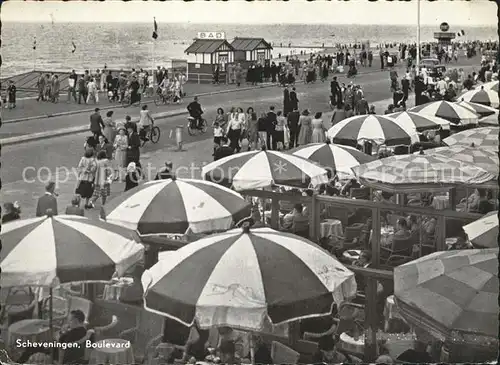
[326,115,419,147]
[142,225,356,331]
[386,111,450,132]
[201,150,329,191]
[289,141,375,177]
[351,154,494,192]
[1,213,144,287]
[394,249,499,346]
[443,127,499,150]
[475,81,498,93]
[456,100,497,118]
[462,211,498,248]
[422,145,499,177]
[409,101,479,126]
[101,178,251,236]
[459,87,499,108]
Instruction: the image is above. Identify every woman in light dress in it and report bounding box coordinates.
[226,107,244,152]
[245,107,258,151]
[113,128,128,181]
[297,109,312,146]
[311,112,327,143]
[102,110,116,144]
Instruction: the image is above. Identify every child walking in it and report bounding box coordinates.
[212,121,224,156]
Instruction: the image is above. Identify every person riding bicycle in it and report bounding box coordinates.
[159,77,170,97]
[138,104,155,141]
[187,96,203,129]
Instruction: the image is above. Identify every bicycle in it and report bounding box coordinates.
[154,88,174,106]
[121,90,141,108]
[187,116,207,136]
[141,123,161,146]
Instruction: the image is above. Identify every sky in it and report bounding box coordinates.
[2,0,496,26]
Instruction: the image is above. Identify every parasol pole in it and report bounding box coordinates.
[249,333,255,365]
[49,286,54,362]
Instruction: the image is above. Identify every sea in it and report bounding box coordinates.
[1,22,496,78]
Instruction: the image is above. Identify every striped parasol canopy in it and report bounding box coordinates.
[459,87,500,108]
[352,154,495,192]
[409,101,479,126]
[201,150,329,191]
[0,214,144,288]
[443,127,499,150]
[478,110,499,126]
[475,81,499,93]
[142,226,356,331]
[456,100,497,118]
[387,111,451,131]
[394,249,499,342]
[423,145,499,177]
[102,178,251,236]
[290,141,375,177]
[463,211,498,248]
[326,115,419,147]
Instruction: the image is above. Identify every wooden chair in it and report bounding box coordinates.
[350,187,370,200]
[6,298,37,326]
[45,296,93,330]
[271,341,300,364]
[291,215,310,238]
[118,309,165,363]
[381,236,414,265]
[59,329,95,365]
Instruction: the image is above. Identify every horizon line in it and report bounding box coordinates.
[2,20,492,27]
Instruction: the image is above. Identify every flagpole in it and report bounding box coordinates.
[416,0,421,67]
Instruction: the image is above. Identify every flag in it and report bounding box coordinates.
[152,17,158,40]
[33,38,36,50]
[71,41,76,54]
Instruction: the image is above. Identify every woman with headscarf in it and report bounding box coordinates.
[125,162,139,192]
[297,109,312,146]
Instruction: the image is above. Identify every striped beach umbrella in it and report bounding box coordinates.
[290,141,375,177]
[102,178,251,236]
[326,115,419,147]
[352,154,494,191]
[443,127,499,150]
[409,101,479,126]
[387,111,450,131]
[475,81,498,93]
[463,211,498,248]
[459,87,499,108]
[142,225,356,330]
[394,249,499,342]
[423,145,499,177]
[478,111,499,126]
[201,150,329,191]
[456,100,497,118]
[0,214,144,288]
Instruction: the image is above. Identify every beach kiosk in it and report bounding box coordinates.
[184,32,235,84]
[230,37,273,66]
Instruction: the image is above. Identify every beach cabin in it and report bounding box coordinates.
[231,37,273,66]
[184,36,235,84]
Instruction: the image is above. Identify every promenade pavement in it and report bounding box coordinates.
[1,68,405,185]
[1,95,413,220]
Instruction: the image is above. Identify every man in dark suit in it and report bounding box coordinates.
[214,137,234,161]
[126,122,141,165]
[155,161,175,180]
[401,75,411,105]
[287,107,300,148]
[330,76,341,106]
[266,106,277,150]
[36,181,58,217]
[289,87,299,111]
[89,108,104,138]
